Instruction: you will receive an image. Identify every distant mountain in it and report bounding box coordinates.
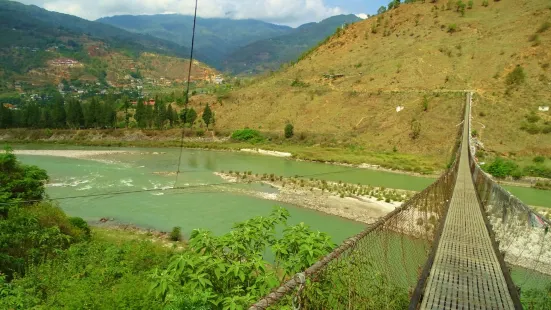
[0,0,213,91]
[0,0,189,58]
[224,15,362,75]
[97,15,292,69]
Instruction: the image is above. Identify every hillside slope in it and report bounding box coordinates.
[208,0,551,170]
[97,15,292,69]
[225,15,362,75]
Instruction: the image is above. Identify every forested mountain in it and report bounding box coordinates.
[224,14,362,75]
[97,15,292,69]
[0,0,215,93]
[0,0,189,59]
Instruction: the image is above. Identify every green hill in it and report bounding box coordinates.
[97,15,292,69]
[204,0,551,172]
[224,14,362,75]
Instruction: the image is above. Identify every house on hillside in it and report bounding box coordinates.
[210,75,224,85]
[51,58,80,67]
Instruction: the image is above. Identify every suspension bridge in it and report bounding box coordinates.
[250,93,551,309]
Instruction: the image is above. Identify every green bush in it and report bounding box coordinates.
[506,66,526,86]
[526,112,541,123]
[524,165,551,179]
[521,123,541,134]
[0,146,49,214]
[231,128,265,143]
[195,129,205,137]
[537,21,551,33]
[284,123,294,139]
[448,24,458,33]
[169,226,182,241]
[69,217,91,239]
[534,156,546,164]
[485,157,518,179]
[1,239,171,309]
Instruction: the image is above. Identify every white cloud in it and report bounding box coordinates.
[355,13,368,19]
[17,0,344,26]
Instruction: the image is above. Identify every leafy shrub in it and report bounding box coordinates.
[69,217,91,240]
[485,157,518,179]
[284,123,294,139]
[521,123,541,134]
[506,66,526,86]
[170,226,182,241]
[195,129,205,137]
[0,202,85,278]
[482,0,489,7]
[291,78,309,88]
[1,239,171,309]
[448,24,458,33]
[150,207,336,308]
[520,283,551,309]
[0,146,49,214]
[534,156,546,164]
[526,112,541,123]
[524,165,551,179]
[537,21,551,33]
[231,128,265,143]
[410,119,421,140]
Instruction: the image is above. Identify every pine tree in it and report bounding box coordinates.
[145,104,154,128]
[202,104,213,129]
[123,98,131,128]
[86,98,100,128]
[0,104,12,128]
[135,99,146,128]
[186,108,197,127]
[52,99,66,128]
[166,104,174,127]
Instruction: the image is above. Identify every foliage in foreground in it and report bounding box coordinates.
[0,146,48,214]
[150,207,335,309]
[521,283,551,310]
[0,147,89,279]
[0,238,170,309]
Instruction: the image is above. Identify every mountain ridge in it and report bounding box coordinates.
[0,0,214,92]
[96,14,292,69]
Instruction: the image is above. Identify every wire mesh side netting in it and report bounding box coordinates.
[250,147,461,310]
[469,157,551,283]
[467,96,551,291]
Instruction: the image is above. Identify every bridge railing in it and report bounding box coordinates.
[468,99,551,282]
[470,159,551,275]
[250,127,464,309]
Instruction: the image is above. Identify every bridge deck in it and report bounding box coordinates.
[420,96,515,309]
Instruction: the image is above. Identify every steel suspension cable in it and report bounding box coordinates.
[174,0,199,187]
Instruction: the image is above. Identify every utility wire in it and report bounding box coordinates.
[174,0,199,187]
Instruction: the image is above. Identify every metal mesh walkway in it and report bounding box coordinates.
[419,95,515,309]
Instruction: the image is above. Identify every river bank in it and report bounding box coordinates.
[215,171,415,224]
[91,221,185,250]
[0,128,444,175]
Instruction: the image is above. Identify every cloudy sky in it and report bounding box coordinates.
[16,0,390,27]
